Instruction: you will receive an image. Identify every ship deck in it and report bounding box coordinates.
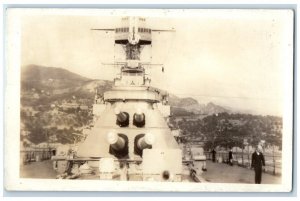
[20,160,281,184]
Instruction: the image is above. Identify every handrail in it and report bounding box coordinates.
[204,150,281,175]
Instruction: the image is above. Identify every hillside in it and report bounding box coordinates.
[171,112,283,150]
[20,65,113,144]
[21,65,113,107]
[20,65,282,148]
[22,64,90,82]
[19,65,237,145]
[21,64,91,90]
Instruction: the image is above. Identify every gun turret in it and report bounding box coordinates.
[135,133,155,156]
[133,109,145,127]
[107,132,126,150]
[107,132,129,158]
[114,109,129,127]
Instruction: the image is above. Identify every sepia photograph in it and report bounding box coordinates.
[4,8,294,192]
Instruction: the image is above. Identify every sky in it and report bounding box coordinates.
[20,9,294,116]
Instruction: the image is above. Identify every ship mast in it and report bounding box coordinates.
[92,16,174,87]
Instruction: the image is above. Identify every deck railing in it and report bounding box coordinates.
[205,150,282,175]
[20,148,53,165]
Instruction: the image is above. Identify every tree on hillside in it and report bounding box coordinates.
[199,113,282,150]
[26,124,48,144]
[201,114,220,149]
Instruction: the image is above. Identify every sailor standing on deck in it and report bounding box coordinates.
[211,149,216,163]
[251,146,265,184]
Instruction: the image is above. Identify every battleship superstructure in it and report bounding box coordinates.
[52,17,206,182]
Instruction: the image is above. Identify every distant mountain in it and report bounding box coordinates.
[169,94,230,115]
[21,65,113,106]
[21,65,230,115]
[203,102,230,114]
[21,64,92,90]
[22,64,90,82]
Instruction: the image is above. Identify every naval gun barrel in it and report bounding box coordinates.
[114,109,129,127]
[136,133,155,151]
[133,109,145,127]
[107,132,126,151]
